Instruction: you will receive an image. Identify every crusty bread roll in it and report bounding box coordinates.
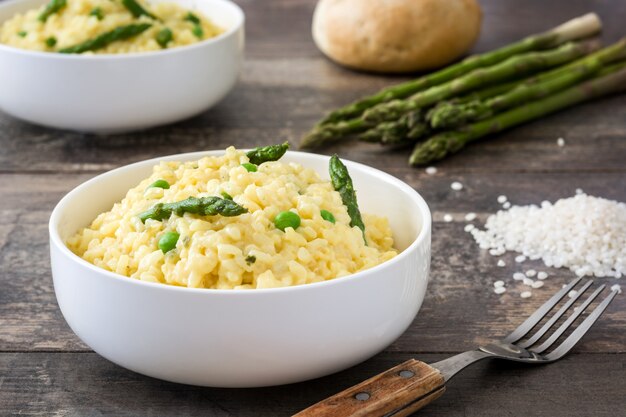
[312,0,482,73]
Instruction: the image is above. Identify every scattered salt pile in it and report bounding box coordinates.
[471,193,626,278]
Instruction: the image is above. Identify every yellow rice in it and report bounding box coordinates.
[67,147,397,289]
[0,0,223,54]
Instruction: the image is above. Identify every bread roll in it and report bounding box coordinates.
[312,0,482,73]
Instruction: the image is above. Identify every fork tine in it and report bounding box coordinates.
[517,280,594,349]
[531,284,605,353]
[503,277,583,343]
[544,288,618,361]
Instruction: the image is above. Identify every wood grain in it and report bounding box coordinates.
[1,0,625,416]
[294,359,445,417]
[0,352,624,417]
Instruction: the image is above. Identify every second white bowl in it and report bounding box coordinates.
[0,0,244,133]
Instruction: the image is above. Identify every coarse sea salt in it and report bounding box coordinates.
[425,166,437,175]
[611,284,622,294]
[470,193,626,278]
[443,214,453,222]
[497,260,506,267]
[521,291,532,298]
[494,287,507,295]
[451,181,463,191]
[537,271,548,280]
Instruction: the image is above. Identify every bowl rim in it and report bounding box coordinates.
[0,0,244,60]
[49,150,432,296]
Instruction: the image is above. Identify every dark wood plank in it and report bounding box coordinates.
[1,352,624,416]
[2,171,623,353]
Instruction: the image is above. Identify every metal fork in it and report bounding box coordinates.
[295,278,619,417]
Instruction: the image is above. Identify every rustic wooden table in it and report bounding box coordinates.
[1,0,625,415]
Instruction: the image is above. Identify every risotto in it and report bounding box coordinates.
[0,0,223,54]
[66,146,397,289]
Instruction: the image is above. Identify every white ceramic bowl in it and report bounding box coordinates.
[0,0,244,133]
[49,151,431,387]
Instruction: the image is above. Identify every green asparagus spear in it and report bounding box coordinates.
[409,64,626,166]
[360,74,553,146]
[38,0,67,22]
[301,40,600,148]
[430,38,626,129]
[59,23,152,54]
[364,41,601,124]
[246,142,289,165]
[139,196,248,223]
[329,155,365,242]
[358,110,424,145]
[315,13,601,126]
[122,0,158,20]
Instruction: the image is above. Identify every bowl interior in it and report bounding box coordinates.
[0,0,243,39]
[52,151,429,281]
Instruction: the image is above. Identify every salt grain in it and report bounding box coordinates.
[611,284,622,294]
[425,166,437,175]
[465,212,477,221]
[515,255,527,263]
[557,137,565,147]
[576,188,584,195]
[513,272,526,281]
[568,290,578,298]
[532,281,545,289]
[521,291,532,298]
[470,193,626,278]
[494,280,505,288]
[537,271,548,280]
[443,214,453,222]
[523,277,534,286]
[494,287,507,295]
[503,202,511,209]
[464,224,475,232]
[497,195,508,204]
[497,260,506,267]
[525,269,537,277]
[451,181,463,191]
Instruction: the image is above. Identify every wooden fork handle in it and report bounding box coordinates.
[293,359,445,417]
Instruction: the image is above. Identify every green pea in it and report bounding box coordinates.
[320,209,335,224]
[147,179,170,189]
[45,36,57,47]
[191,24,203,39]
[274,211,301,231]
[156,28,173,48]
[89,7,104,20]
[158,231,179,253]
[17,31,27,37]
[241,163,257,172]
[220,191,233,200]
[184,12,201,25]
[245,255,256,265]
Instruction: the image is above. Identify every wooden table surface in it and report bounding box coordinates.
[1,0,625,415]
